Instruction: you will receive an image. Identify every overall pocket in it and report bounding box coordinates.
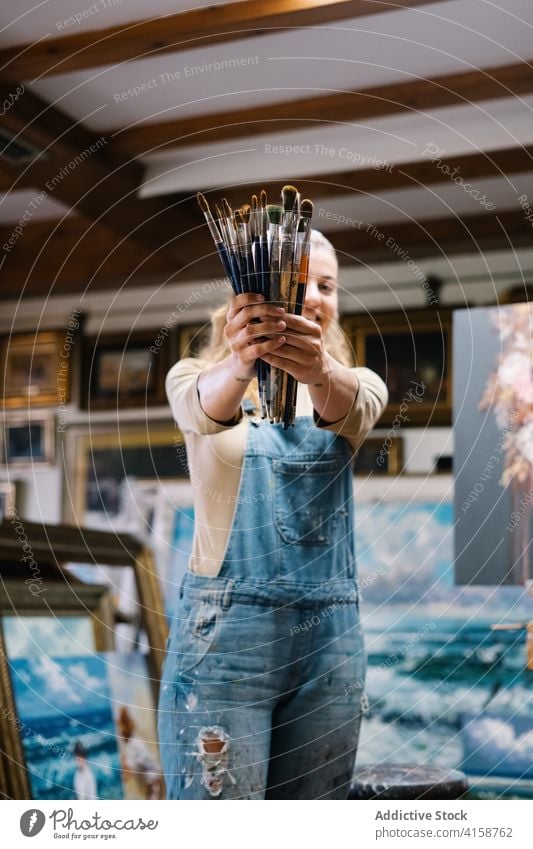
[177,595,220,675]
[273,456,345,546]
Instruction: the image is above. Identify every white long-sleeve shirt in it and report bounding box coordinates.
[166,358,388,576]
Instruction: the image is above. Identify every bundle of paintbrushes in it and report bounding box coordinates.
[197,185,313,428]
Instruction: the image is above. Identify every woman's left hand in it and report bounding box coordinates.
[260,313,330,384]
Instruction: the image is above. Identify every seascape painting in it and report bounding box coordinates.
[354,498,533,799]
[8,651,162,800]
[461,713,533,780]
[9,654,124,800]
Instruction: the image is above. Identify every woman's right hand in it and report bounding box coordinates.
[224,293,287,380]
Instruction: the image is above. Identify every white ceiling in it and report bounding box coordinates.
[139,94,533,199]
[0,0,228,46]
[0,189,74,224]
[22,0,533,129]
[0,0,532,277]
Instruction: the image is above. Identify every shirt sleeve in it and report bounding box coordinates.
[313,366,388,453]
[165,358,244,435]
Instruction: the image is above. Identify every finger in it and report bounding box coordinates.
[261,353,300,378]
[242,319,286,340]
[279,313,321,334]
[263,344,314,366]
[245,336,286,359]
[277,331,319,351]
[234,304,286,329]
[227,298,285,325]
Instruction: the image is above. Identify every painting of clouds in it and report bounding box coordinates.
[355,498,533,797]
[10,654,124,800]
[461,713,533,779]
[4,616,94,659]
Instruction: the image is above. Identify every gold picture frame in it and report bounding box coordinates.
[0,482,17,518]
[81,331,169,410]
[177,322,211,359]
[342,308,452,426]
[62,421,187,525]
[0,520,167,800]
[353,436,404,475]
[2,413,55,466]
[1,332,70,409]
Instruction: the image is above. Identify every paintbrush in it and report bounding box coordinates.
[259,190,269,299]
[197,192,238,293]
[284,199,314,427]
[247,195,267,416]
[234,208,251,293]
[266,203,283,420]
[278,185,300,424]
[279,185,299,310]
[221,198,242,293]
[294,199,313,316]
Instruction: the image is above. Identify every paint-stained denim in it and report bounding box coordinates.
[158,416,366,799]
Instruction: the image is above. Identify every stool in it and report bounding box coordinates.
[349,764,469,800]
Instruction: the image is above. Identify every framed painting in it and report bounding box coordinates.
[177,322,211,359]
[353,436,403,475]
[0,521,168,800]
[342,308,452,426]
[3,649,164,801]
[0,581,114,653]
[1,414,55,466]
[108,652,164,799]
[5,649,126,801]
[0,481,17,518]
[454,304,533,586]
[81,332,169,410]
[62,421,188,526]
[354,474,533,799]
[0,331,71,409]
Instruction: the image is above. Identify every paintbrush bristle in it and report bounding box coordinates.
[235,209,244,225]
[197,192,210,213]
[251,194,258,211]
[240,204,251,224]
[281,184,298,211]
[266,204,282,225]
[300,199,313,219]
[260,190,267,208]
[222,198,232,217]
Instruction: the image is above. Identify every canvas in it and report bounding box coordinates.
[454,304,533,586]
[354,494,533,798]
[9,653,124,800]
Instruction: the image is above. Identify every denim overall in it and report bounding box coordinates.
[158,412,366,800]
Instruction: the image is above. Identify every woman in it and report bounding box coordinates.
[158,231,388,799]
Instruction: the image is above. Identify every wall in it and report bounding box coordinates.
[2,244,531,523]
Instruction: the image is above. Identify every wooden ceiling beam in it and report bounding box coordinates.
[0,82,195,265]
[3,208,529,300]
[204,144,533,208]
[332,209,533,264]
[0,216,173,299]
[0,0,443,82]
[110,60,533,157]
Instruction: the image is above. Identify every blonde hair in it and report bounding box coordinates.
[195,232,353,408]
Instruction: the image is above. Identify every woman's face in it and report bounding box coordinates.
[302,246,339,334]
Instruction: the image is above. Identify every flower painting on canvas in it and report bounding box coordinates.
[454,304,533,587]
